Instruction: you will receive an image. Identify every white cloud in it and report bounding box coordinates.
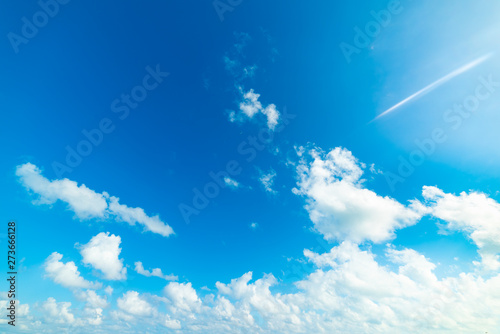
[44,252,101,289]
[17,242,500,332]
[104,286,113,295]
[164,282,201,313]
[259,168,277,194]
[80,232,127,280]
[117,291,155,317]
[231,88,281,130]
[16,163,107,220]
[249,222,258,230]
[41,297,75,324]
[75,290,109,309]
[421,186,500,271]
[262,104,279,130]
[108,196,174,237]
[293,147,422,243]
[16,163,174,237]
[163,314,182,330]
[239,89,262,118]
[134,261,178,281]
[223,177,240,189]
[84,306,104,326]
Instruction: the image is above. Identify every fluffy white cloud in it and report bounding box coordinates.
[239,89,262,118]
[17,151,500,333]
[80,232,127,280]
[117,291,155,317]
[293,147,422,243]
[0,299,29,328]
[134,261,178,281]
[422,186,500,271]
[75,290,108,326]
[16,163,107,219]
[300,242,500,333]
[17,242,500,333]
[164,282,201,313]
[230,88,280,130]
[41,297,75,324]
[262,104,279,130]
[16,163,174,237]
[75,290,109,309]
[163,315,182,330]
[44,252,101,289]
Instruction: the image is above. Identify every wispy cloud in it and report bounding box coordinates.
[223,176,240,189]
[373,53,493,121]
[259,168,277,193]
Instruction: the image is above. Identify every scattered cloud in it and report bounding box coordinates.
[12,240,500,332]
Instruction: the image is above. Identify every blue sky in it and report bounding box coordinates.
[2,0,500,333]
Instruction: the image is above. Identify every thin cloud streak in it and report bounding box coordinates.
[373,53,493,121]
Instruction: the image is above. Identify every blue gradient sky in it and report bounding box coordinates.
[2,0,500,333]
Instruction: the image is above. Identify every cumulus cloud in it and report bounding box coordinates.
[229,88,280,130]
[421,186,500,271]
[44,252,101,289]
[117,291,156,317]
[80,232,127,280]
[293,147,422,243]
[75,290,108,326]
[134,261,178,281]
[163,314,182,330]
[295,242,500,333]
[16,163,107,220]
[41,298,75,324]
[164,282,201,313]
[17,242,500,332]
[16,151,500,333]
[75,290,109,309]
[15,163,174,237]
